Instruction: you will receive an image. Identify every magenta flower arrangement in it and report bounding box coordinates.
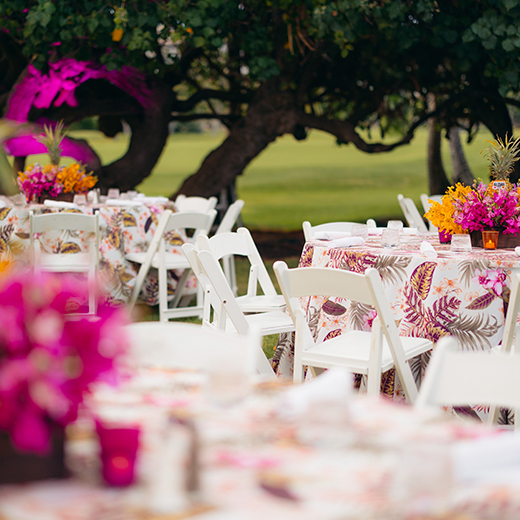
[452,182,520,235]
[16,163,63,202]
[0,271,129,455]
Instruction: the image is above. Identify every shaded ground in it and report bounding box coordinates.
[250,229,305,260]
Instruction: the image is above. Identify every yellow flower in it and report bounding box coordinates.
[57,163,98,193]
[424,183,472,233]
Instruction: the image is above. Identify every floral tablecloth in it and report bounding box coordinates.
[1,367,520,520]
[0,203,194,305]
[273,232,520,406]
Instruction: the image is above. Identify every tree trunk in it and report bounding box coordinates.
[176,81,299,198]
[96,80,173,193]
[448,127,474,185]
[427,122,450,195]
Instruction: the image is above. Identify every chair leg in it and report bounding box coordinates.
[367,317,383,397]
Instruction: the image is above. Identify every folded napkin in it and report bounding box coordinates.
[282,368,353,417]
[420,241,438,259]
[44,200,79,209]
[329,236,365,248]
[314,231,352,240]
[105,199,143,207]
[515,246,520,257]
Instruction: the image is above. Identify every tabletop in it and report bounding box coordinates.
[1,366,520,520]
[0,201,192,306]
[273,232,520,401]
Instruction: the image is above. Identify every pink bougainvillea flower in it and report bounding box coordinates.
[0,270,129,454]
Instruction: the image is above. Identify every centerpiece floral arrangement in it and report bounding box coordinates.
[425,135,520,237]
[17,121,98,203]
[0,270,128,455]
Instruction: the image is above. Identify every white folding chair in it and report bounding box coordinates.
[420,193,443,232]
[126,209,217,321]
[186,247,293,377]
[174,195,217,213]
[302,221,358,241]
[125,320,258,376]
[197,227,285,313]
[214,199,245,296]
[397,194,429,232]
[273,261,433,403]
[416,336,520,431]
[29,210,99,315]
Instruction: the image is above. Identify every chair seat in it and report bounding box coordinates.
[39,252,92,272]
[301,330,432,374]
[236,294,286,313]
[126,251,190,270]
[220,309,294,336]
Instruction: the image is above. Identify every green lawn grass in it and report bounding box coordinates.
[26,126,493,231]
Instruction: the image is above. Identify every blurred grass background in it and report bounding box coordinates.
[22,126,494,231]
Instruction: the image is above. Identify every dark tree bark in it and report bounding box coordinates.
[426,95,450,195]
[176,81,299,197]
[448,127,474,185]
[92,80,173,192]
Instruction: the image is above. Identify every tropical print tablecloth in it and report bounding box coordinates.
[273,232,520,410]
[0,203,194,305]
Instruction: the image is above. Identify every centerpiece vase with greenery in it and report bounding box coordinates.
[17,121,97,204]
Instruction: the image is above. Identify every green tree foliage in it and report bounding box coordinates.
[2,0,520,193]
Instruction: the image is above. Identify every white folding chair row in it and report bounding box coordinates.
[182,242,292,377]
[397,194,429,233]
[420,193,443,232]
[273,261,433,403]
[126,209,217,321]
[174,195,217,213]
[127,199,244,313]
[197,227,285,313]
[29,211,99,315]
[125,320,259,378]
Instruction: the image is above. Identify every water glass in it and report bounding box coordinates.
[107,188,120,199]
[381,228,400,248]
[73,194,87,206]
[387,220,404,234]
[351,223,368,241]
[450,234,472,253]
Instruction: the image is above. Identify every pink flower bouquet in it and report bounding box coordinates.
[452,182,520,234]
[0,271,129,454]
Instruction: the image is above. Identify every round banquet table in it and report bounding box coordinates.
[273,231,520,401]
[2,367,520,520]
[0,201,193,305]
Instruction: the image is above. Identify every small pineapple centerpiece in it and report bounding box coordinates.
[17,121,97,203]
[483,134,520,190]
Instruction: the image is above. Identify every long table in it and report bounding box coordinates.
[0,202,191,305]
[273,232,520,402]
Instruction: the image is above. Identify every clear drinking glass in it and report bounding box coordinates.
[107,188,120,199]
[351,223,368,241]
[387,220,404,234]
[73,194,87,206]
[450,234,472,253]
[381,228,400,248]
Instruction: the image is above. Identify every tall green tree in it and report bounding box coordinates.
[2,0,520,194]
